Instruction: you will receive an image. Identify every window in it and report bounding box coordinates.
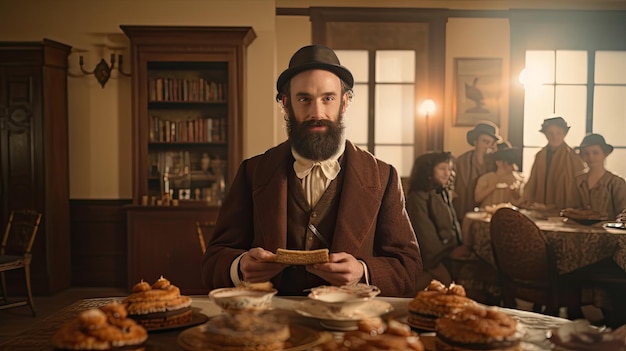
[337,50,416,177]
[521,50,626,178]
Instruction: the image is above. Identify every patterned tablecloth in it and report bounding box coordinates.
[464,211,626,275]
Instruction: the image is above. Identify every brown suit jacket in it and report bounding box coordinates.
[201,140,423,297]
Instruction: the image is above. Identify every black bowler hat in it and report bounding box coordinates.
[577,133,614,155]
[276,45,354,95]
[540,116,570,134]
[466,121,501,146]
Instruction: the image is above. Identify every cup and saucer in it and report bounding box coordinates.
[294,284,393,331]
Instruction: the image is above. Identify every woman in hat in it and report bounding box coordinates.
[474,141,523,207]
[520,116,585,210]
[453,121,500,220]
[574,133,626,219]
[406,151,468,290]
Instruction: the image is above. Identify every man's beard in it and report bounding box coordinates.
[286,106,345,161]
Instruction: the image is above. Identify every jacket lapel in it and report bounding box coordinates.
[252,142,291,251]
[333,141,382,252]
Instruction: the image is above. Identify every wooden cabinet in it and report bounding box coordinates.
[121,26,255,293]
[125,206,219,294]
[0,39,71,294]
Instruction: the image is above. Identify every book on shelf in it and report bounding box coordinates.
[148,77,226,102]
[149,115,227,143]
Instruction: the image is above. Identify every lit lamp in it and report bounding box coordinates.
[419,99,436,150]
[419,99,436,123]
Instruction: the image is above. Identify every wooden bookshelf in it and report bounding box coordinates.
[121,26,255,293]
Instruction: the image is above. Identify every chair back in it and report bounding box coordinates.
[1,210,42,257]
[195,221,216,254]
[490,207,549,282]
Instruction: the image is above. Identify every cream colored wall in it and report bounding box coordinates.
[0,0,277,199]
[275,16,312,142]
[444,18,510,157]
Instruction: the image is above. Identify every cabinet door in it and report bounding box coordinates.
[0,66,41,220]
[126,207,220,294]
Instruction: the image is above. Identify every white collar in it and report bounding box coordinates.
[292,140,345,180]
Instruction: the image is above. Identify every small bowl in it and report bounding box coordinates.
[307,284,380,317]
[208,286,278,312]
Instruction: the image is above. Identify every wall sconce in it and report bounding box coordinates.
[419,99,436,118]
[79,53,131,88]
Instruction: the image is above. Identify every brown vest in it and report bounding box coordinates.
[277,160,345,295]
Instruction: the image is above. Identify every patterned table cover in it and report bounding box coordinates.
[464,211,626,275]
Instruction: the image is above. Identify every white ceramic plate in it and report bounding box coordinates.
[294,299,393,331]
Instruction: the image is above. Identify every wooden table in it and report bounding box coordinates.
[0,295,570,351]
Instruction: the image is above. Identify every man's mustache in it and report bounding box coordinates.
[302,119,334,128]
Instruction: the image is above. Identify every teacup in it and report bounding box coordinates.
[209,286,278,312]
[307,284,380,317]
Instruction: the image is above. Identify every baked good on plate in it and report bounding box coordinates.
[52,302,147,350]
[123,276,193,329]
[198,311,290,351]
[407,280,477,331]
[313,317,424,351]
[435,305,522,351]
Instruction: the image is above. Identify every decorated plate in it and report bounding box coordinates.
[294,299,393,331]
[178,323,329,351]
[144,311,209,332]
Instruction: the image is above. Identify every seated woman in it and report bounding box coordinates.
[474,141,523,208]
[574,133,626,219]
[406,152,469,290]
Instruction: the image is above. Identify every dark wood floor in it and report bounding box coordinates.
[0,287,127,343]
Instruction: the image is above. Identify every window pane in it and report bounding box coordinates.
[375,84,414,143]
[523,85,554,147]
[521,147,541,178]
[556,50,587,84]
[596,51,626,84]
[375,145,413,178]
[335,50,369,83]
[606,149,626,179]
[554,85,587,146]
[593,86,626,146]
[375,50,415,83]
[344,84,369,144]
[525,51,555,84]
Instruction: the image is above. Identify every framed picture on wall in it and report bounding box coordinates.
[453,58,502,126]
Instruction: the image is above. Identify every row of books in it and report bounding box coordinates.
[149,116,226,143]
[148,78,225,102]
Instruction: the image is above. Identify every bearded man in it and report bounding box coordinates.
[201,45,422,297]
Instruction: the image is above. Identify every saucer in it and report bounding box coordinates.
[294,299,393,331]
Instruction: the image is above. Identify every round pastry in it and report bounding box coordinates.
[435,305,522,351]
[123,276,193,329]
[407,280,477,331]
[313,318,424,351]
[52,302,148,350]
[199,311,290,351]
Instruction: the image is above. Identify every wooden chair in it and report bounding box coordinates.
[0,209,42,316]
[490,207,580,316]
[195,221,216,254]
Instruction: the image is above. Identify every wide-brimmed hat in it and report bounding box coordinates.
[540,116,570,134]
[577,133,614,155]
[466,121,501,146]
[276,45,354,96]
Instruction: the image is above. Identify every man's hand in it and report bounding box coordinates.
[239,247,286,283]
[306,252,364,286]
